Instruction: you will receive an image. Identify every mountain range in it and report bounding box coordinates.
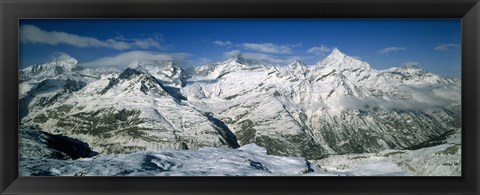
[19,48,461,160]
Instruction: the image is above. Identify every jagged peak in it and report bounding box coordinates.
[118,67,144,80]
[329,48,344,57]
[322,48,353,63]
[316,48,371,71]
[128,59,185,78]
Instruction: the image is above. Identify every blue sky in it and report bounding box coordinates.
[19,19,461,78]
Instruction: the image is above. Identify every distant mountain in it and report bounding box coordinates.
[381,64,456,85]
[20,54,79,82]
[19,49,461,159]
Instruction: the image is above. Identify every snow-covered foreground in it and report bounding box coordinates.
[312,130,461,176]
[20,144,408,176]
[19,128,460,176]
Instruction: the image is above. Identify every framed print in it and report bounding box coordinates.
[1,0,479,194]
[15,18,464,177]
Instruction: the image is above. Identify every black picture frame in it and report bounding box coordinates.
[1,0,479,194]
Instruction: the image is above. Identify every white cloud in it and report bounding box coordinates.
[241,43,292,54]
[213,40,233,46]
[433,43,460,51]
[307,45,331,55]
[79,50,189,69]
[20,25,163,50]
[377,47,406,54]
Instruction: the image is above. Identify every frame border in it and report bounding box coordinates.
[1,0,479,194]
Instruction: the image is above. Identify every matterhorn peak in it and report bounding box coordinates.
[322,48,349,62]
[316,48,371,72]
[329,48,344,56]
[316,48,344,64]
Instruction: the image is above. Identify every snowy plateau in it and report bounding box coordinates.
[19,48,461,176]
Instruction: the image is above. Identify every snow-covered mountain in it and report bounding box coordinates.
[20,57,240,154]
[129,60,188,88]
[19,49,461,160]
[381,64,456,86]
[181,48,460,158]
[19,54,79,82]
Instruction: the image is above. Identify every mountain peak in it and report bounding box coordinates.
[225,56,251,65]
[316,48,371,72]
[320,48,347,63]
[19,53,79,81]
[51,53,78,66]
[288,59,306,67]
[400,64,421,70]
[330,48,344,56]
[127,59,186,88]
[323,48,346,60]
